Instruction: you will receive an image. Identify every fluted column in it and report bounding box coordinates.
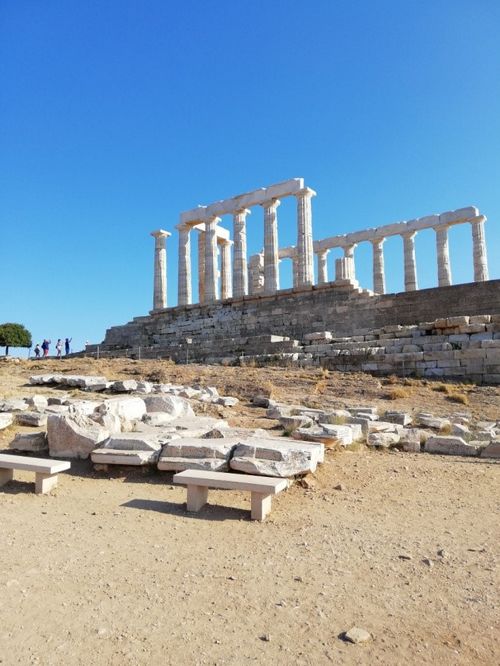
[343,243,357,281]
[233,208,250,298]
[262,199,280,294]
[296,187,316,287]
[198,231,205,304]
[402,231,418,291]
[371,237,386,294]
[292,255,298,288]
[317,250,329,284]
[435,225,452,286]
[151,229,171,310]
[177,225,192,306]
[204,216,219,302]
[471,216,488,282]
[220,240,233,300]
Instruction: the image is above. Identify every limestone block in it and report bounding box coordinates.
[98,397,147,421]
[102,433,162,451]
[398,428,424,452]
[26,395,48,410]
[367,432,400,447]
[293,425,347,447]
[136,381,153,394]
[450,423,470,438]
[157,437,238,472]
[109,380,139,393]
[317,409,351,423]
[266,403,293,419]
[424,436,480,456]
[414,413,451,430]
[367,420,399,434]
[91,449,159,465]
[63,375,108,391]
[230,437,323,477]
[9,431,48,452]
[0,399,29,412]
[143,412,177,427]
[179,387,201,399]
[67,400,101,417]
[44,404,70,414]
[158,416,229,439]
[47,413,110,459]
[480,442,500,458]
[446,316,469,327]
[0,413,14,430]
[470,315,491,324]
[279,415,314,432]
[304,331,332,342]
[317,424,354,446]
[384,411,412,426]
[349,406,378,417]
[92,411,122,433]
[216,396,239,407]
[16,412,48,427]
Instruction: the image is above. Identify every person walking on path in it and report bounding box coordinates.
[41,339,51,357]
[65,337,72,355]
[55,339,63,358]
[34,343,41,358]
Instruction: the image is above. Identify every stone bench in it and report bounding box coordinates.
[0,453,71,494]
[173,469,288,521]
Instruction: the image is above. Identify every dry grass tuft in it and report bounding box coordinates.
[383,374,399,385]
[433,383,452,394]
[447,392,469,405]
[384,387,410,400]
[313,379,328,395]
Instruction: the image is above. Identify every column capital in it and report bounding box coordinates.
[295,187,317,199]
[205,215,221,226]
[260,198,281,211]
[470,214,487,225]
[371,236,386,247]
[218,238,233,247]
[233,208,251,218]
[401,230,417,240]
[151,229,171,239]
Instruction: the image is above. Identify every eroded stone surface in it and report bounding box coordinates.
[424,436,480,456]
[47,414,110,459]
[9,431,48,452]
[0,413,14,430]
[143,395,194,418]
[230,437,324,477]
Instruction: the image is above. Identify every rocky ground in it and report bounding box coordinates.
[0,358,499,665]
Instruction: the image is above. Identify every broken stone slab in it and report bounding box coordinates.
[91,448,159,465]
[450,423,471,438]
[143,412,177,427]
[47,413,110,459]
[26,395,49,411]
[349,406,378,418]
[136,381,153,394]
[157,437,238,472]
[0,399,29,412]
[397,428,427,452]
[143,395,194,418]
[384,411,412,426]
[266,403,294,419]
[279,415,314,433]
[96,397,147,422]
[480,442,500,458]
[178,387,201,399]
[304,331,332,341]
[367,432,401,448]
[367,420,400,434]
[44,404,70,414]
[320,409,352,424]
[216,396,239,407]
[473,428,497,441]
[317,424,354,446]
[67,400,101,417]
[9,431,48,452]
[16,412,48,427]
[293,426,346,447]
[101,433,162,451]
[61,375,108,391]
[0,413,14,430]
[91,411,122,433]
[109,380,139,393]
[157,416,229,439]
[414,413,451,430]
[230,437,324,477]
[29,374,63,385]
[424,436,480,457]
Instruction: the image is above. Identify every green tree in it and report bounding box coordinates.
[0,322,32,356]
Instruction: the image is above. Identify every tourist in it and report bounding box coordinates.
[55,339,63,358]
[41,339,51,357]
[34,343,41,358]
[65,337,72,355]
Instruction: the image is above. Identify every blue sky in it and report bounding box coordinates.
[1,0,499,354]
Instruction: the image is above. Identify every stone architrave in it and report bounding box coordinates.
[402,231,418,291]
[471,216,489,282]
[232,209,250,298]
[204,216,220,302]
[197,231,206,304]
[317,250,329,284]
[296,187,316,287]
[151,229,171,310]
[177,225,192,305]
[371,237,386,294]
[220,239,233,300]
[262,199,281,294]
[435,225,452,286]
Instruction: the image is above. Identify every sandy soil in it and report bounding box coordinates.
[0,359,499,665]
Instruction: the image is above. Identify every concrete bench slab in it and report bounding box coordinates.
[173,469,288,521]
[0,453,71,494]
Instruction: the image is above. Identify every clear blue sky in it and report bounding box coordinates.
[1,0,499,354]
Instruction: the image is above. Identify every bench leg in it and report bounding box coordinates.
[251,492,272,521]
[186,485,208,512]
[35,472,58,495]
[0,468,14,487]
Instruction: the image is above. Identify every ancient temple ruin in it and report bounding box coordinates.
[92,178,500,382]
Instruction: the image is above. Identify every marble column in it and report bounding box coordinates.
[296,187,316,287]
[292,255,298,288]
[402,231,418,291]
[220,239,233,300]
[151,229,171,310]
[371,237,386,294]
[177,225,192,306]
[232,208,250,298]
[204,216,219,302]
[317,250,329,285]
[198,231,205,304]
[435,225,452,287]
[343,244,357,281]
[471,216,489,282]
[262,199,280,294]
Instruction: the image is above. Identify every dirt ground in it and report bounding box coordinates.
[0,359,499,665]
